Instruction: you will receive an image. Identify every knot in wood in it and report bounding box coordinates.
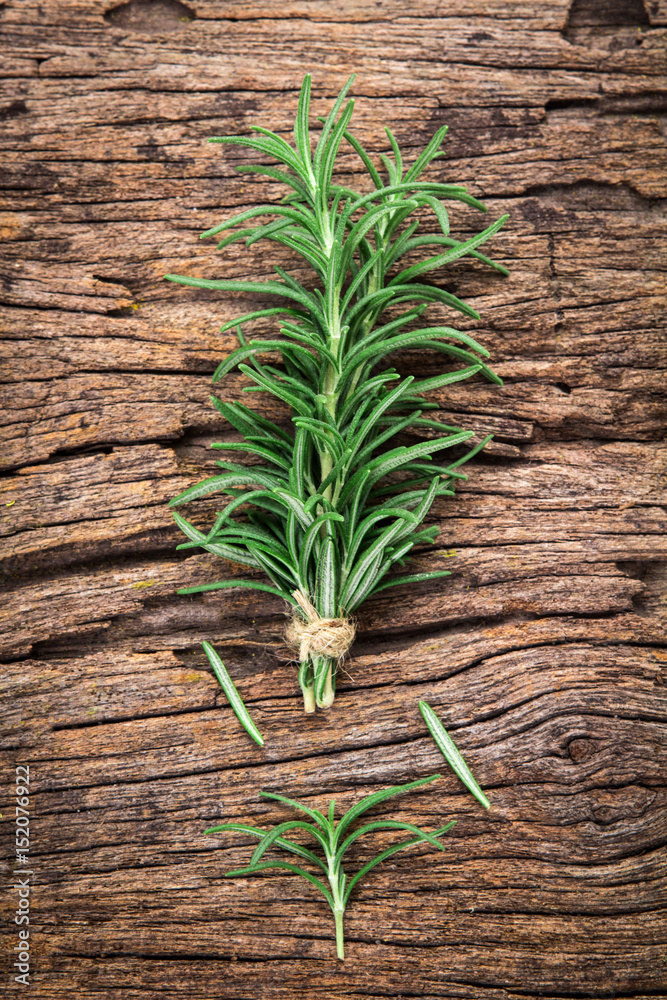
[286,590,355,661]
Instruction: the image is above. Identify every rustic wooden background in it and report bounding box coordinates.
[1,0,666,997]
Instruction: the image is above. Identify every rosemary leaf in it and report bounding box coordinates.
[419,700,490,809]
[202,641,264,746]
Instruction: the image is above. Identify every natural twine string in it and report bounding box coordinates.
[285,590,355,662]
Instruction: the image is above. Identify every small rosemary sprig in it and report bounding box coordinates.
[167,74,507,711]
[205,774,454,960]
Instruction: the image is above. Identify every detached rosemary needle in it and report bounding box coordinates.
[202,640,264,746]
[420,700,490,809]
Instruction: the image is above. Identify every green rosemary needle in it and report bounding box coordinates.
[420,701,490,809]
[167,74,508,712]
[205,774,454,959]
[202,640,264,746]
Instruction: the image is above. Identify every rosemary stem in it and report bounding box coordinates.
[298,659,316,713]
[302,682,316,714]
[334,905,345,960]
[316,657,335,709]
[327,855,347,960]
[320,317,341,501]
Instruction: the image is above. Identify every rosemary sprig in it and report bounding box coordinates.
[205,774,454,959]
[167,74,507,711]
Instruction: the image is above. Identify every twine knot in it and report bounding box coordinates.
[286,590,355,661]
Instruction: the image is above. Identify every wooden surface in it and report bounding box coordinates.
[1,0,666,997]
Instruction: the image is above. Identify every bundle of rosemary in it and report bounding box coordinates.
[167,75,507,712]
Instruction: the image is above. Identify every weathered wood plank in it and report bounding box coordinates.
[1,0,666,997]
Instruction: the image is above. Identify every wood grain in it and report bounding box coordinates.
[1,0,666,997]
